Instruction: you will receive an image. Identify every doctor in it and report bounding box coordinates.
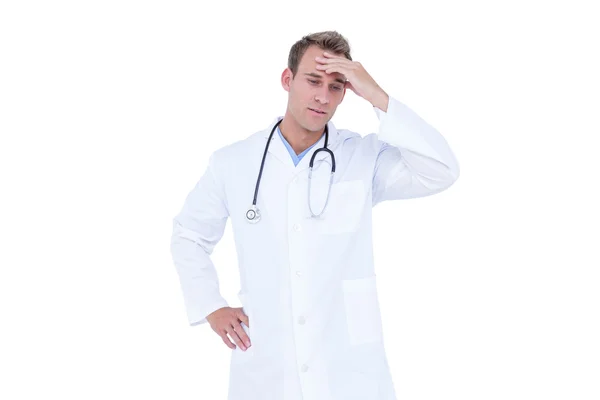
[170,31,459,400]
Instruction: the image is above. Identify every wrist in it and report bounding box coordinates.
[370,89,389,112]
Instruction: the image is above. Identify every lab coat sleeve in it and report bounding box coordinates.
[371,96,459,206]
[170,152,230,327]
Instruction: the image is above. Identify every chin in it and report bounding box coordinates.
[305,122,326,133]
[306,117,328,129]
[293,110,327,133]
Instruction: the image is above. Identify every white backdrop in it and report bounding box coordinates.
[1,0,599,399]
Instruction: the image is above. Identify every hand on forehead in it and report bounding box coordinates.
[303,47,347,83]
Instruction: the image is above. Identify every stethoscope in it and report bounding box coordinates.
[246,118,336,224]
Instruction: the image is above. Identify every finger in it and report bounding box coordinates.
[233,320,251,348]
[225,326,247,351]
[315,60,345,69]
[220,331,236,349]
[316,63,349,76]
[315,56,352,66]
[315,59,352,70]
[321,61,359,74]
[238,310,250,328]
[315,62,344,71]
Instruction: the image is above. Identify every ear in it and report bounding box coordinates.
[281,68,292,92]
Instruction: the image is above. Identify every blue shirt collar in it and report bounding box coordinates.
[277,126,324,166]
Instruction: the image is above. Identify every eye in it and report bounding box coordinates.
[308,79,342,91]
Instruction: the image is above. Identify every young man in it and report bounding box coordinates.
[170,31,459,400]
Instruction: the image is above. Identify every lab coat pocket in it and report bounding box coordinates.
[231,292,254,363]
[342,276,384,346]
[310,179,366,235]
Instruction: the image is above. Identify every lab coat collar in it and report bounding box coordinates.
[262,116,341,172]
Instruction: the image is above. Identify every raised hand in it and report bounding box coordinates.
[315,51,388,110]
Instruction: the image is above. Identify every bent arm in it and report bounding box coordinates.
[372,96,460,206]
[170,153,230,326]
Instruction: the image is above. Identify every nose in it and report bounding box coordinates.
[314,87,330,105]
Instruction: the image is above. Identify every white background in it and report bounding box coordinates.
[1,0,599,399]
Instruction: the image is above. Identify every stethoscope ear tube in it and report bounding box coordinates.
[252,119,282,206]
[245,119,283,223]
[307,170,335,218]
[309,147,335,172]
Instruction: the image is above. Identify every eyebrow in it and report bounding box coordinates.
[304,72,346,85]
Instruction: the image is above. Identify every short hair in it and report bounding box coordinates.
[287,31,352,78]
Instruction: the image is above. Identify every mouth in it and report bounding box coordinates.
[308,108,327,115]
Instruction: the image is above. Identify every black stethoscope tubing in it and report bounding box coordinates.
[251,119,335,208]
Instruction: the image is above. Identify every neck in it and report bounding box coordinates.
[278,112,325,155]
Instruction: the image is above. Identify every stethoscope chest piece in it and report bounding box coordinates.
[246,205,261,223]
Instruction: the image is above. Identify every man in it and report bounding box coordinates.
[170,31,459,400]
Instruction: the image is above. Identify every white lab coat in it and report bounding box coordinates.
[170,95,459,400]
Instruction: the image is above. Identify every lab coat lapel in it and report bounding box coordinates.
[258,117,341,231]
[262,118,295,170]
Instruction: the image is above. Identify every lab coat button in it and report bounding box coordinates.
[293,223,301,232]
[298,316,306,325]
[301,364,309,372]
[295,270,302,277]
[293,177,299,184]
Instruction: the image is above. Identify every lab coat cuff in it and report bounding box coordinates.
[189,299,229,327]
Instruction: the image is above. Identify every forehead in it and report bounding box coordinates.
[298,45,346,83]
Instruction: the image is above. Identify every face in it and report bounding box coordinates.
[281,45,347,134]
